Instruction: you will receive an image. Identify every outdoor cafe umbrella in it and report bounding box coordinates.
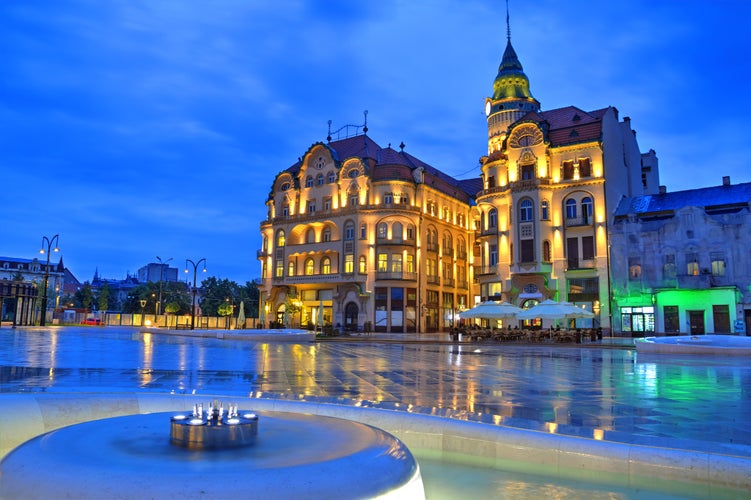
[516,299,594,320]
[459,300,523,320]
[237,301,246,329]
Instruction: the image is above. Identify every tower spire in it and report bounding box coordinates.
[506,0,511,42]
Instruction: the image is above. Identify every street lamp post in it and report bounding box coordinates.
[156,256,173,326]
[139,299,147,326]
[185,258,207,330]
[38,234,60,326]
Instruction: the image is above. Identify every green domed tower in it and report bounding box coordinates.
[485,22,540,155]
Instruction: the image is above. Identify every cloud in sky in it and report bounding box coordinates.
[2,0,749,284]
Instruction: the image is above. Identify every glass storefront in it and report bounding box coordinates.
[620,306,654,335]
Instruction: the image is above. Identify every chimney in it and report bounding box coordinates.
[722,176,730,186]
[659,185,666,194]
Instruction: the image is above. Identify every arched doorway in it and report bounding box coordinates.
[520,298,541,328]
[344,302,359,331]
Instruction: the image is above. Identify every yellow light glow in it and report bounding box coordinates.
[593,429,605,441]
[546,422,558,434]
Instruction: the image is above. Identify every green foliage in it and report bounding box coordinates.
[97,283,110,311]
[121,281,191,314]
[74,283,95,310]
[217,302,233,317]
[164,302,180,314]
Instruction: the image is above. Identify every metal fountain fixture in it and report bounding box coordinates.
[170,399,258,449]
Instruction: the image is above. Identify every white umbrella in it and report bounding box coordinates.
[517,299,594,320]
[459,301,523,320]
[237,301,246,329]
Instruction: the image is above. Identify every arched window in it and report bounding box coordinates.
[344,222,355,240]
[287,261,296,276]
[321,257,331,274]
[276,230,286,247]
[488,208,498,228]
[581,197,593,224]
[519,199,534,222]
[359,255,367,273]
[565,199,577,219]
[305,176,314,188]
[327,171,336,183]
[305,258,315,275]
[541,200,550,220]
[306,228,315,243]
[377,222,388,239]
[443,232,453,253]
[316,174,324,185]
[543,240,551,262]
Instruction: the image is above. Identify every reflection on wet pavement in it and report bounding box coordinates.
[1,327,749,457]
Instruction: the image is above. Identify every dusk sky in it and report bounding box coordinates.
[2,1,749,285]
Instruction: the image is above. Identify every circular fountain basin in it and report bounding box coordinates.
[0,410,424,499]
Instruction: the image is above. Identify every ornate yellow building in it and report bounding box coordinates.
[258,32,658,333]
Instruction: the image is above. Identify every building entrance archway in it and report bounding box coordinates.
[344,302,359,331]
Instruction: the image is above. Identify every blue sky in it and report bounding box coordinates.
[2,1,749,285]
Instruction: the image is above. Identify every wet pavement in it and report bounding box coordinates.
[1,326,750,458]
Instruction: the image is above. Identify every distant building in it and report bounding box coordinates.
[137,262,179,284]
[611,177,751,335]
[0,255,66,308]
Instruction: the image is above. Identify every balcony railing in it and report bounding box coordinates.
[375,271,418,281]
[426,275,440,285]
[564,216,593,228]
[474,265,498,276]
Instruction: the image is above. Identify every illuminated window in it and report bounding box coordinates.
[359,256,367,273]
[629,257,642,279]
[406,254,414,273]
[344,255,354,273]
[276,230,286,247]
[711,252,725,276]
[686,252,699,275]
[391,254,402,273]
[321,257,331,274]
[275,260,284,277]
[305,258,315,275]
[287,261,295,276]
[378,253,388,272]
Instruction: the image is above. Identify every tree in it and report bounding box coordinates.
[199,277,239,317]
[74,283,95,311]
[97,283,111,312]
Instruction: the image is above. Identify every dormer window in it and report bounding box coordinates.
[348,170,359,178]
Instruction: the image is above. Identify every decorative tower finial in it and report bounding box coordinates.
[506,0,511,42]
[362,110,368,134]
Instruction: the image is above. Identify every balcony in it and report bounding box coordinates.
[677,274,711,289]
[456,250,467,260]
[457,279,469,290]
[426,243,439,253]
[256,249,267,260]
[474,265,498,276]
[443,277,455,287]
[426,275,440,285]
[564,216,593,228]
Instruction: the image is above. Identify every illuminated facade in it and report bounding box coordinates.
[258,130,478,332]
[473,35,658,331]
[258,33,659,333]
[611,178,751,335]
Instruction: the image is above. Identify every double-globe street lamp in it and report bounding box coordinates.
[38,234,60,327]
[185,258,206,330]
[156,255,173,326]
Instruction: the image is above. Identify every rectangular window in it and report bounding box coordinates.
[489,244,498,266]
[711,252,725,276]
[663,306,679,333]
[426,258,437,277]
[344,255,354,273]
[323,198,331,211]
[663,254,676,279]
[391,254,402,273]
[578,158,591,178]
[406,254,415,273]
[686,252,699,275]
[582,236,594,260]
[562,160,575,180]
[350,196,358,207]
[567,237,579,269]
[307,201,316,213]
[358,256,366,274]
[378,253,388,272]
[520,239,534,263]
[360,224,367,239]
[713,305,730,333]
[275,260,284,277]
[628,256,642,279]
